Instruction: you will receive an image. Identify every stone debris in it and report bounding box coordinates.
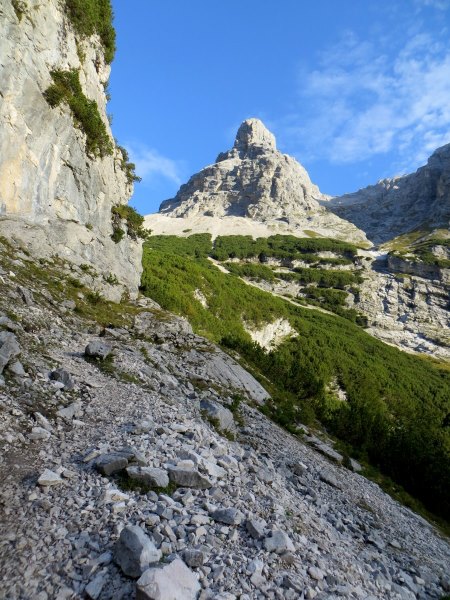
[0,238,449,600]
[49,368,75,390]
[0,331,20,374]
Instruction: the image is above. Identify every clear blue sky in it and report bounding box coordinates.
[109,0,450,214]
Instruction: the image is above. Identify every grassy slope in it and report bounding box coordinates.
[141,235,450,521]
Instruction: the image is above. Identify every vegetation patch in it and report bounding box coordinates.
[12,0,26,21]
[117,145,142,185]
[65,0,116,64]
[111,205,150,243]
[141,235,450,522]
[44,69,113,157]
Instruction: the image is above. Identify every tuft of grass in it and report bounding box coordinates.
[114,471,177,496]
[12,0,26,21]
[44,69,113,157]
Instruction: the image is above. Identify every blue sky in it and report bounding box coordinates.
[109,0,450,214]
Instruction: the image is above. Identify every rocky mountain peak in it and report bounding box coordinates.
[155,118,367,243]
[233,118,277,154]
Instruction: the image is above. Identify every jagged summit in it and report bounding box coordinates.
[153,119,367,243]
[233,118,277,154]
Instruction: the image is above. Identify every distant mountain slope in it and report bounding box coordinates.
[326,144,450,243]
[146,119,368,243]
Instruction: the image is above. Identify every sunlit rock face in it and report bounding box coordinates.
[157,119,367,243]
[326,143,450,243]
[0,0,142,299]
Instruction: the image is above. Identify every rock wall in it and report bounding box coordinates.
[0,0,142,299]
[325,143,450,244]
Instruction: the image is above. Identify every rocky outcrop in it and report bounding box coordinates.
[0,0,142,299]
[149,119,368,243]
[326,143,450,243]
[353,263,450,359]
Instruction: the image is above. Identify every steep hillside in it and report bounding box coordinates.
[1,231,450,599]
[0,0,143,299]
[141,235,450,522]
[146,119,368,244]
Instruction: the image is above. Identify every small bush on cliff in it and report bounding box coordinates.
[111,205,150,243]
[117,145,142,185]
[44,69,113,157]
[65,0,116,64]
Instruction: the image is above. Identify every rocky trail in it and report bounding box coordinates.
[1,241,450,600]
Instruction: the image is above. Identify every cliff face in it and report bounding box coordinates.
[326,143,450,244]
[0,0,142,299]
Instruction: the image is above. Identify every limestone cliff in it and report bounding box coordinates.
[149,119,368,243]
[326,143,450,243]
[0,0,142,300]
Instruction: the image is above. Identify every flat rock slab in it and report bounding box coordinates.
[168,466,212,489]
[126,466,169,488]
[200,398,234,432]
[210,507,244,526]
[136,558,200,600]
[95,453,129,476]
[37,469,64,486]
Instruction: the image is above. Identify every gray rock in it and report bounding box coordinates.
[57,402,82,421]
[16,285,34,306]
[246,518,266,540]
[210,507,244,526]
[136,558,200,600]
[85,573,106,600]
[28,427,51,441]
[264,531,295,554]
[168,466,212,489]
[114,525,161,578]
[291,461,307,476]
[85,341,112,360]
[0,331,20,374]
[126,466,169,488]
[49,368,74,390]
[183,549,205,567]
[61,299,76,310]
[200,398,234,432]
[308,567,324,581]
[94,453,129,476]
[37,469,64,486]
[7,360,26,376]
[319,470,343,490]
[134,311,193,340]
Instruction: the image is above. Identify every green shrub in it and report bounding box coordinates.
[141,238,450,521]
[117,145,142,185]
[111,205,149,242]
[65,0,116,64]
[44,69,113,157]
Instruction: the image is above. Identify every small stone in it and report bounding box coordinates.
[246,518,266,540]
[49,368,75,390]
[308,567,324,581]
[0,331,20,374]
[264,530,295,554]
[210,507,244,526]
[104,489,130,503]
[28,427,51,441]
[114,525,161,578]
[85,573,106,599]
[38,469,64,487]
[8,360,26,376]
[85,341,112,360]
[17,285,34,306]
[319,470,342,490]
[136,558,200,600]
[183,549,205,567]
